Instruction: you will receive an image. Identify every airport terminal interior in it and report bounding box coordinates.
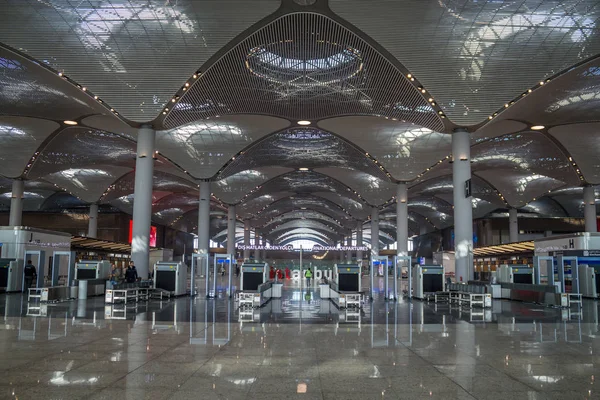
[2,0,600,399]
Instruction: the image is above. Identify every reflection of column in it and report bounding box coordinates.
[346,235,352,261]
[508,208,519,242]
[198,181,211,257]
[396,183,408,256]
[356,222,363,261]
[131,125,155,280]
[371,207,379,256]
[226,206,236,256]
[243,221,250,260]
[254,230,260,260]
[8,179,24,226]
[452,129,473,282]
[87,204,98,238]
[584,185,597,233]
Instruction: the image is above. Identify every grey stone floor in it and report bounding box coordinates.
[0,279,598,399]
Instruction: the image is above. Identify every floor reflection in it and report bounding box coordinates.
[0,280,599,399]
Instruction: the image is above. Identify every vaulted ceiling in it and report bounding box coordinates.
[0,0,599,247]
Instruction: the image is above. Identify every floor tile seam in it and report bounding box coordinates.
[396,338,480,398]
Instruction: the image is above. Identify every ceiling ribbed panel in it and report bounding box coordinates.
[0,117,60,179]
[0,0,281,122]
[27,127,136,179]
[213,167,292,204]
[219,128,388,180]
[163,12,444,131]
[330,0,600,126]
[319,116,451,181]
[156,115,290,179]
[243,170,363,205]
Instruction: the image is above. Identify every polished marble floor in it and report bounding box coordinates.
[0,278,598,399]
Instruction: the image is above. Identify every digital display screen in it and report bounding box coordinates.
[129,220,157,247]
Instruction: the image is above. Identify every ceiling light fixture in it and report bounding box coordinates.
[298,167,309,171]
[297,120,311,126]
[63,120,78,125]
[530,125,545,130]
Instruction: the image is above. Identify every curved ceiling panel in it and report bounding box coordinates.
[0,0,280,122]
[481,57,600,129]
[0,189,56,212]
[313,192,370,220]
[219,127,388,180]
[0,46,109,121]
[251,195,351,227]
[549,123,600,184]
[244,170,362,205]
[521,197,568,218]
[476,169,567,207]
[213,167,292,205]
[471,132,578,186]
[155,115,289,179]
[44,165,132,203]
[274,228,336,243]
[318,116,451,181]
[262,210,343,231]
[237,192,293,220]
[0,117,59,178]
[472,120,529,143]
[330,0,600,125]
[28,127,136,179]
[315,167,396,206]
[39,191,88,212]
[163,12,445,131]
[103,170,197,202]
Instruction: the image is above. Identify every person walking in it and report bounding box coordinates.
[304,268,313,287]
[24,260,37,289]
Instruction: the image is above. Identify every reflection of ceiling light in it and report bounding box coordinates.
[63,120,78,125]
[297,120,311,126]
[530,125,545,130]
[298,168,309,171]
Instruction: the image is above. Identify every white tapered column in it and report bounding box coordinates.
[227,205,236,256]
[243,221,250,260]
[509,208,519,242]
[356,222,363,261]
[371,207,379,256]
[8,179,24,226]
[396,183,408,256]
[452,129,473,282]
[197,181,211,258]
[131,125,155,280]
[87,204,99,238]
[584,185,597,233]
